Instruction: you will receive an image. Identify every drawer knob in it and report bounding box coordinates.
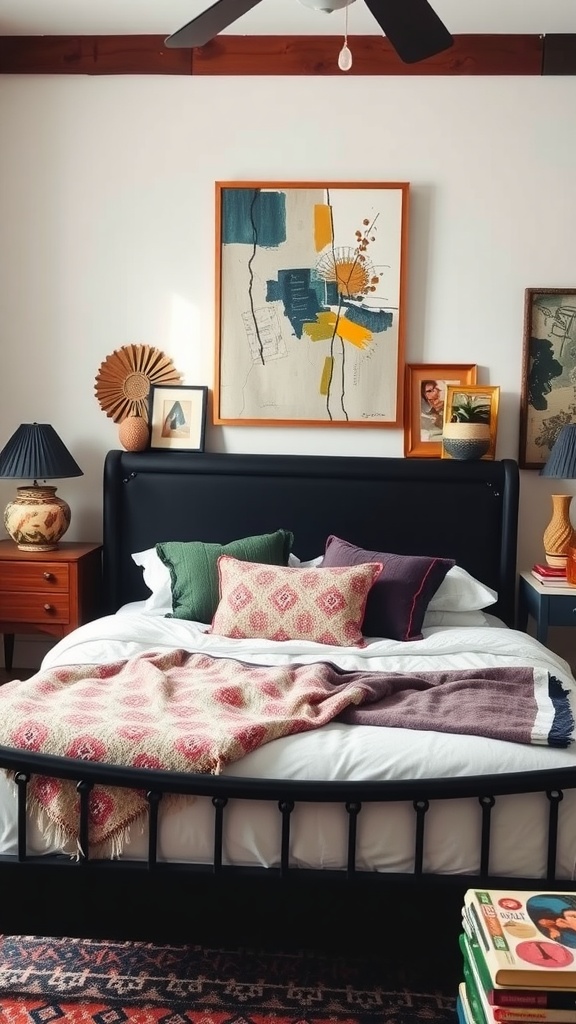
[43,572,54,581]
[43,603,54,613]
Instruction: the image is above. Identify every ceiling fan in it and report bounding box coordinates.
[164,0,454,66]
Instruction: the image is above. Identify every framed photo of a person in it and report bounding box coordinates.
[148,385,208,452]
[404,364,478,458]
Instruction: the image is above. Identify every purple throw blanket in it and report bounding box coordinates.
[331,664,573,747]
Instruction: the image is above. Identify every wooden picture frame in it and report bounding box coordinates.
[519,287,576,469]
[214,180,409,427]
[148,385,208,452]
[403,363,478,458]
[441,385,500,461]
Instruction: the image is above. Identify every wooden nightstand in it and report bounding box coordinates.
[517,570,576,645]
[0,540,102,671]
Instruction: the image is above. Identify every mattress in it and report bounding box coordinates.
[1,611,576,879]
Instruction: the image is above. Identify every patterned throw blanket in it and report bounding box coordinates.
[0,649,572,855]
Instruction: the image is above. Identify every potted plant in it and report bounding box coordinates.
[443,393,491,460]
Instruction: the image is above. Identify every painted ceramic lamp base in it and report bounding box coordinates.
[4,485,71,551]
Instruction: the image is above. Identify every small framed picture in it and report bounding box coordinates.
[442,385,500,461]
[404,364,478,458]
[148,385,208,452]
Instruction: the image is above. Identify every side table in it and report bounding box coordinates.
[517,570,576,645]
[0,540,102,671]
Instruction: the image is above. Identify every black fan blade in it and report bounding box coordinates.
[364,0,453,63]
[165,0,263,48]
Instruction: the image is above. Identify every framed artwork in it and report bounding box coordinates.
[442,385,500,461]
[214,180,409,427]
[520,287,576,469]
[403,363,478,458]
[148,385,208,452]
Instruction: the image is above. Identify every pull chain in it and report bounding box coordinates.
[338,2,352,71]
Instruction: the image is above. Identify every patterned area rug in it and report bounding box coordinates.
[0,935,457,1024]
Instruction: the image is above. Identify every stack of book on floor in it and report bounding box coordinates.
[531,564,571,587]
[458,889,576,1024]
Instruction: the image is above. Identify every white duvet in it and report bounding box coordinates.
[1,611,576,879]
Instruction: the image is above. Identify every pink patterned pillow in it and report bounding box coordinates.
[211,556,383,647]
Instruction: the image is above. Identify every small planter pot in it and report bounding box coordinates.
[442,422,490,461]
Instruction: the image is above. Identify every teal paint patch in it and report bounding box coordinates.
[266,268,323,339]
[342,303,393,332]
[221,189,286,247]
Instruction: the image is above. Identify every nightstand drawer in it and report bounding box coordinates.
[0,561,69,592]
[546,598,576,627]
[0,592,70,623]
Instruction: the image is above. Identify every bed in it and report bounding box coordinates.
[1,449,576,948]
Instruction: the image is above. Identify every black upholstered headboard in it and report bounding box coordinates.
[102,451,519,627]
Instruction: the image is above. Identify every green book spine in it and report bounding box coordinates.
[462,912,495,994]
[462,942,490,1024]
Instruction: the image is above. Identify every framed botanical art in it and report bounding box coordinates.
[441,385,500,461]
[403,363,477,458]
[214,180,409,427]
[148,385,208,452]
[519,287,576,469]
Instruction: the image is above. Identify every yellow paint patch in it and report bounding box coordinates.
[314,204,333,252]
[303,310,337,342]
[335,315,371,349]
[319,356,334,396]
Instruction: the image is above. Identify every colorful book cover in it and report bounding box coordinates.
[463,916,576,1008]
[463,890,576,989]
[461,932,576,1022]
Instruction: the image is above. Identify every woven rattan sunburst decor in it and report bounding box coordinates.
[95,345,182,423]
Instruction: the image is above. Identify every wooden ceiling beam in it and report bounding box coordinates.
[0,33,562,77]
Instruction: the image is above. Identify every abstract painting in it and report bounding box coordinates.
[214,181,409,426]
[520,288,576,468]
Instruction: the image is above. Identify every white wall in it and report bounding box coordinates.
[1,71,575,664]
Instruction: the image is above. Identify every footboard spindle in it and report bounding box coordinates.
[413,799,429,874]
[546,789,562,881]
[15,772,29,862]
[345,801,361,877]
[77,780,92,861]
[212,796,227,872]
[147,791,162,868]
[279,799,294,877]
[478,795,495,875]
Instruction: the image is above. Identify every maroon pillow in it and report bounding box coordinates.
[321,536,455,641]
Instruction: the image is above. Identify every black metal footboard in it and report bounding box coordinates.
[0,749,569,892]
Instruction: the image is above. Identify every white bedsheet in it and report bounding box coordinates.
[1,613,576,879]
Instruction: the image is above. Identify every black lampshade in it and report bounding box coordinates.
[541,425,576,479]
[0,423,83,481]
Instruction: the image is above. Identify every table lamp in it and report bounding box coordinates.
[0,423,83,551]
[540,423,576,567]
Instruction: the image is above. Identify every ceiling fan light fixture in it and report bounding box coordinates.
[298,0,356,12]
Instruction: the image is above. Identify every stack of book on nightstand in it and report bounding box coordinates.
[531,564,570,587]
[457,889,576,1024]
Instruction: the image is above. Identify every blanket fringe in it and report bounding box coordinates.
[5,773,195,859]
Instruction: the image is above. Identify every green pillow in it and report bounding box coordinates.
[156,530,294,623]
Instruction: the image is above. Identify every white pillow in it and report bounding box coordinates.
[288,553,323,568]
[131,547,172,613]
[427,565,497,612]
[423,609,489,628]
